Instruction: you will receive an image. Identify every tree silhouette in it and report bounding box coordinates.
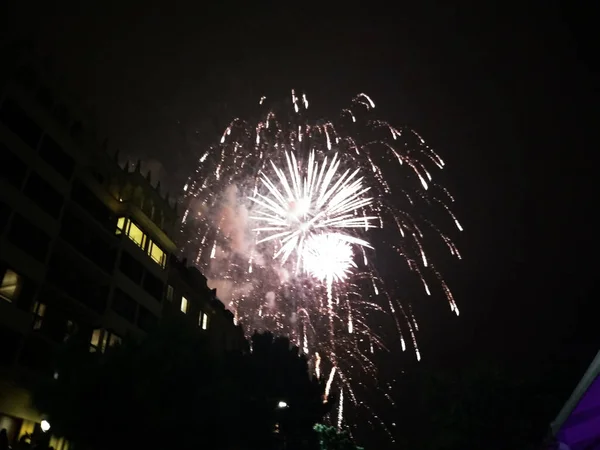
[314,424,364,450]
[234,331,332,449]
[33,319,330,450]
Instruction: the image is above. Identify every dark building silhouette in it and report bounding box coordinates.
[0,44,245,448]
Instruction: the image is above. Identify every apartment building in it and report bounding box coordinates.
[0,45,244,447]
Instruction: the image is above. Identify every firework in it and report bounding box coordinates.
[180,90,462,436]
[249,150,374,273]
[302,233,357,284]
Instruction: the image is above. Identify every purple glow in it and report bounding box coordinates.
[557,374,600,449]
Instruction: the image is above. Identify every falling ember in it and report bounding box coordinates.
[325,367,337,401]
[337,389,344,430]
[315,352,321,379]
[372,279,379,296]
[180,90,463,434]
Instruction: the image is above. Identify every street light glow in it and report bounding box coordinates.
[277,401,288,408]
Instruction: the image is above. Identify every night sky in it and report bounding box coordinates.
[2,1,597,445]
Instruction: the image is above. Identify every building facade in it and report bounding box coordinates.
[0,45,244,448]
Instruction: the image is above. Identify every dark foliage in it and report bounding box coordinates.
[314,424,364,450]
[33,319,330,450]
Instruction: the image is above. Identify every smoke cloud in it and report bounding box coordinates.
[216,185,249,255]
[205,184,265,307]
[207,278,253,307]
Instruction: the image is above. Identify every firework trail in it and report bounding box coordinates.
[180,90,462,434]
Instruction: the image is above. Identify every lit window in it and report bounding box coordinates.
[166,285,174,302]
[147,240,166,268]
[116,217,126,235]
[128,221,146,248]
[32,301,46,330]
[116,217,167,268]
[90,328,103,352]
[1,268,22,303]
[116,217,147,249]
[181,296,188,314]
[201,312,209,330]
[90,329,121,353]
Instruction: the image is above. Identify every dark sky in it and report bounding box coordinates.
[2,0,597,443]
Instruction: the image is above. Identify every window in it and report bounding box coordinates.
[71,180,114,230]
[64,320,77,343]
[116,217,126,235]
[0,97,42,149]
[0,142,28,188]
[201,312,209,330]
[128,221,146,248]
[109,333,122,347]
[32,301,46,330]
[39,134,75,180]
[0,327,20,368]
[137,306,158,333]
[116,218,167,269]
[166,285,174,302]
[142,271,163,301]
[119,251,144,284]
[19,335,53,372]
[115,218,147,249]
[60,208,117,273]
[111,288,137,322]
[90,328,103,352]
[147,240,166,268]
[8,214,51,262]
[1,268,22,303]
[181,296,188,314]
[89,329,121,353]
[24,172,64,218]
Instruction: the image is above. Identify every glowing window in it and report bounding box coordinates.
[127,221,146,248]
[116,217,126,235]
[32,301,46,330]
[201,312,209,330]
[181,296,188,314]
[90,329,120,353]
[166,285,174,302]
[1,268,22,303]
[90,328,102,352]
[148,240,166,268]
